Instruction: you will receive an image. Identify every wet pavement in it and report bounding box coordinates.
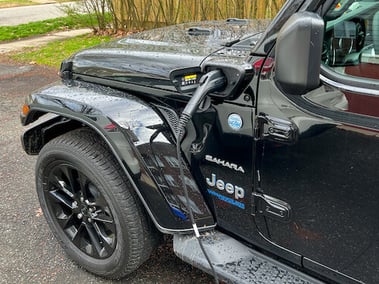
[0,57,213,283]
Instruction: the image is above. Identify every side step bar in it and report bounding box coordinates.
[173,231,323,284]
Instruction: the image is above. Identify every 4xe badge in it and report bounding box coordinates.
[206,173,245,209]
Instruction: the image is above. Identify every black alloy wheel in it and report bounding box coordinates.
[36,128,158,279]
[46,163,116,259]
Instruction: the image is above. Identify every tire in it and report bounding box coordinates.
[36,128,158,279]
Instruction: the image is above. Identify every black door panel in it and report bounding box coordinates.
[254,2,379,279]
[255,70,379,282]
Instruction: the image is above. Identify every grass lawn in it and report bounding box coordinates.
[0,14,97,41]
[11,34,112,68]
[0,0,35,8]
[0,0,73,8]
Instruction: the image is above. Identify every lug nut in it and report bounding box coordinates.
[77,213,83,219]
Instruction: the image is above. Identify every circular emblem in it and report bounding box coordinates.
[227,113,243,130]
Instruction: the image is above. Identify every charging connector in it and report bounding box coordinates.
[182,69,226,119]
[178,69,226,141]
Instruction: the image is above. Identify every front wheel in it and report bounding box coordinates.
[36,129,158,279]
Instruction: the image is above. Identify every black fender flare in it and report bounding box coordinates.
[21,80,215,233]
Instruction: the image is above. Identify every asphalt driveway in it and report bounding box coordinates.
[0,58,212,283]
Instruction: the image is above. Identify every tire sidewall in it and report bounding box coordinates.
[36,142,135,277]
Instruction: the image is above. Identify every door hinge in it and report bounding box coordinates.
[255,113,297,144]
[252,193,292,222]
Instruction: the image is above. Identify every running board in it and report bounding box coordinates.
[173,231,323,284]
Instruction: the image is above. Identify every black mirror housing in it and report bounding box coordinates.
[275,12,324,95]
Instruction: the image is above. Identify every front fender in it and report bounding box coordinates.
[22,80,215,233]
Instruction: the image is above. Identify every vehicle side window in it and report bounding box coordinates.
[323,0,379,81]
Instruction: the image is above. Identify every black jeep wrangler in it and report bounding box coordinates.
[20,0,379,283]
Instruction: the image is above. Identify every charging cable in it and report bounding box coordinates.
[176,69,226,284]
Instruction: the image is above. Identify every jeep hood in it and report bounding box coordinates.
[64,19,269,89]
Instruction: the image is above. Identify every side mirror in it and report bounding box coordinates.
[275,12,324,95]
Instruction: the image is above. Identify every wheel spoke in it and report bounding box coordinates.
[91,210,114,224]
[49,189,77,209]
[84,223,103,258]
[56,210,76,230]
[93,222,115,256]
[59,165,78,196]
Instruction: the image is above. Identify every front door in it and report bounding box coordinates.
[254,1,379,283]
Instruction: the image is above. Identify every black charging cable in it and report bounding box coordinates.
[176,70,226,284]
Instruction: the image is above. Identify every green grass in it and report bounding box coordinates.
[0,0,74,8]
[0,0,35,8]
[0,14,97,41]
[11,34,112,68]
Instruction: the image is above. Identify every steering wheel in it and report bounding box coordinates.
[353,18,366,52]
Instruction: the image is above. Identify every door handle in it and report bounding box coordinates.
[256,113,298,144]
[253,193,292,222]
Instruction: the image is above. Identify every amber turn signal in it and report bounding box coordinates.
[22,104,30,116]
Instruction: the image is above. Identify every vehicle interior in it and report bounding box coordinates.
[323,0,379,80]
